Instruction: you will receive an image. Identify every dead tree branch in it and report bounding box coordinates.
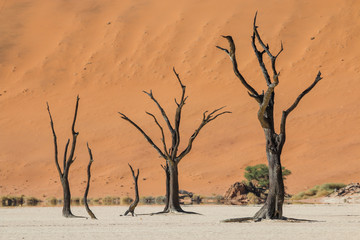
[84,143,97,219]
[279,71,322,149]
[118,112,166,159]
[217,36,261,102]
[176,106,231,162]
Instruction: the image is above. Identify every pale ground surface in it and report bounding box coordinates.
[1,205,360,240]
[0,0,359,199]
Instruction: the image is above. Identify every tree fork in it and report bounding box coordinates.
[47,96,81,218]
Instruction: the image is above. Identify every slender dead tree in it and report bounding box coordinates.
[84,143,97,219]
[124,164,140,216]
[119,68,230,213]
[217,13,322,220]
[47,96,81,218]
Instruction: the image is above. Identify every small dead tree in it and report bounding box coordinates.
[47,96,80,218]
[124,164,140,216]
[119,68,230,213]
[217,13,322,220]
[84,143,97,219]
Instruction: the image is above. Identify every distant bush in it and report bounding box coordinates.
[140,196,155,204]
[155,196,166,204]
[244,164,291,191]
[120,196,133,205]
[46,197,58,206]
[1,196,41,206]
[292,183,346,200]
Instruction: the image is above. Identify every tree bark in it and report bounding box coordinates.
[254,129,284,219]
[163,160,183,212]
[61,177,73,217]
[161,163,170,211]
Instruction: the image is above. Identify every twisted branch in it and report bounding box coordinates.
[176,106,231,162]
[217,36,261,102]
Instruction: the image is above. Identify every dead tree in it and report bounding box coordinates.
[47,96,81,218]
[217,13,322,220]
[124,164,140,216]
[118,68,230,213]
[84,143,97,219]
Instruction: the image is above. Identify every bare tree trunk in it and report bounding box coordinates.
[61,178,73,217]
[163,160,183,212]
[84,143,97,219]
[254,130,284,219]
[161,163,170,211]
[124,164,140,216]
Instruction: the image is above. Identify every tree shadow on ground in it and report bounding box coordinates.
[222,217,322,223]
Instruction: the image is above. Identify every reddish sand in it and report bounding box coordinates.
[0,0,359,199]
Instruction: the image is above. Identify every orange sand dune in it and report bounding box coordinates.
[0,0,359,199]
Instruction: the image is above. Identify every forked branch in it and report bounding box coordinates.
[146,112,169,157]
[279,71,322,145]
[172,67,188,159]
[257,75,279,128]
[143,90,175,134]
[118,112,166,159]
[64,96,80,178]
[46,102,62,178]
[217,36,260,102]
[253,12,283,81]
[124,163,140,216]
[176,107,231,162]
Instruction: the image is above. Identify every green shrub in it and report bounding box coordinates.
[291,183,346,200]
[244,164,291,190]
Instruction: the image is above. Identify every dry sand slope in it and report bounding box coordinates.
[0,0,359,199]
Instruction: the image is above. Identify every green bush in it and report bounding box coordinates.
[244,164,291,190]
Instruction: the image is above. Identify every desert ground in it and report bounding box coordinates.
[1,205,360,240]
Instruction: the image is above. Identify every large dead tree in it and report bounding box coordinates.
[119,68,230,213]
[123,164,140,216]
[217,13,322,220]
[84,143,97,219]
[47,96,80,218]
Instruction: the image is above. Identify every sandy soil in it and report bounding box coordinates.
[0,0,359,199]
[1,205,360,240]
